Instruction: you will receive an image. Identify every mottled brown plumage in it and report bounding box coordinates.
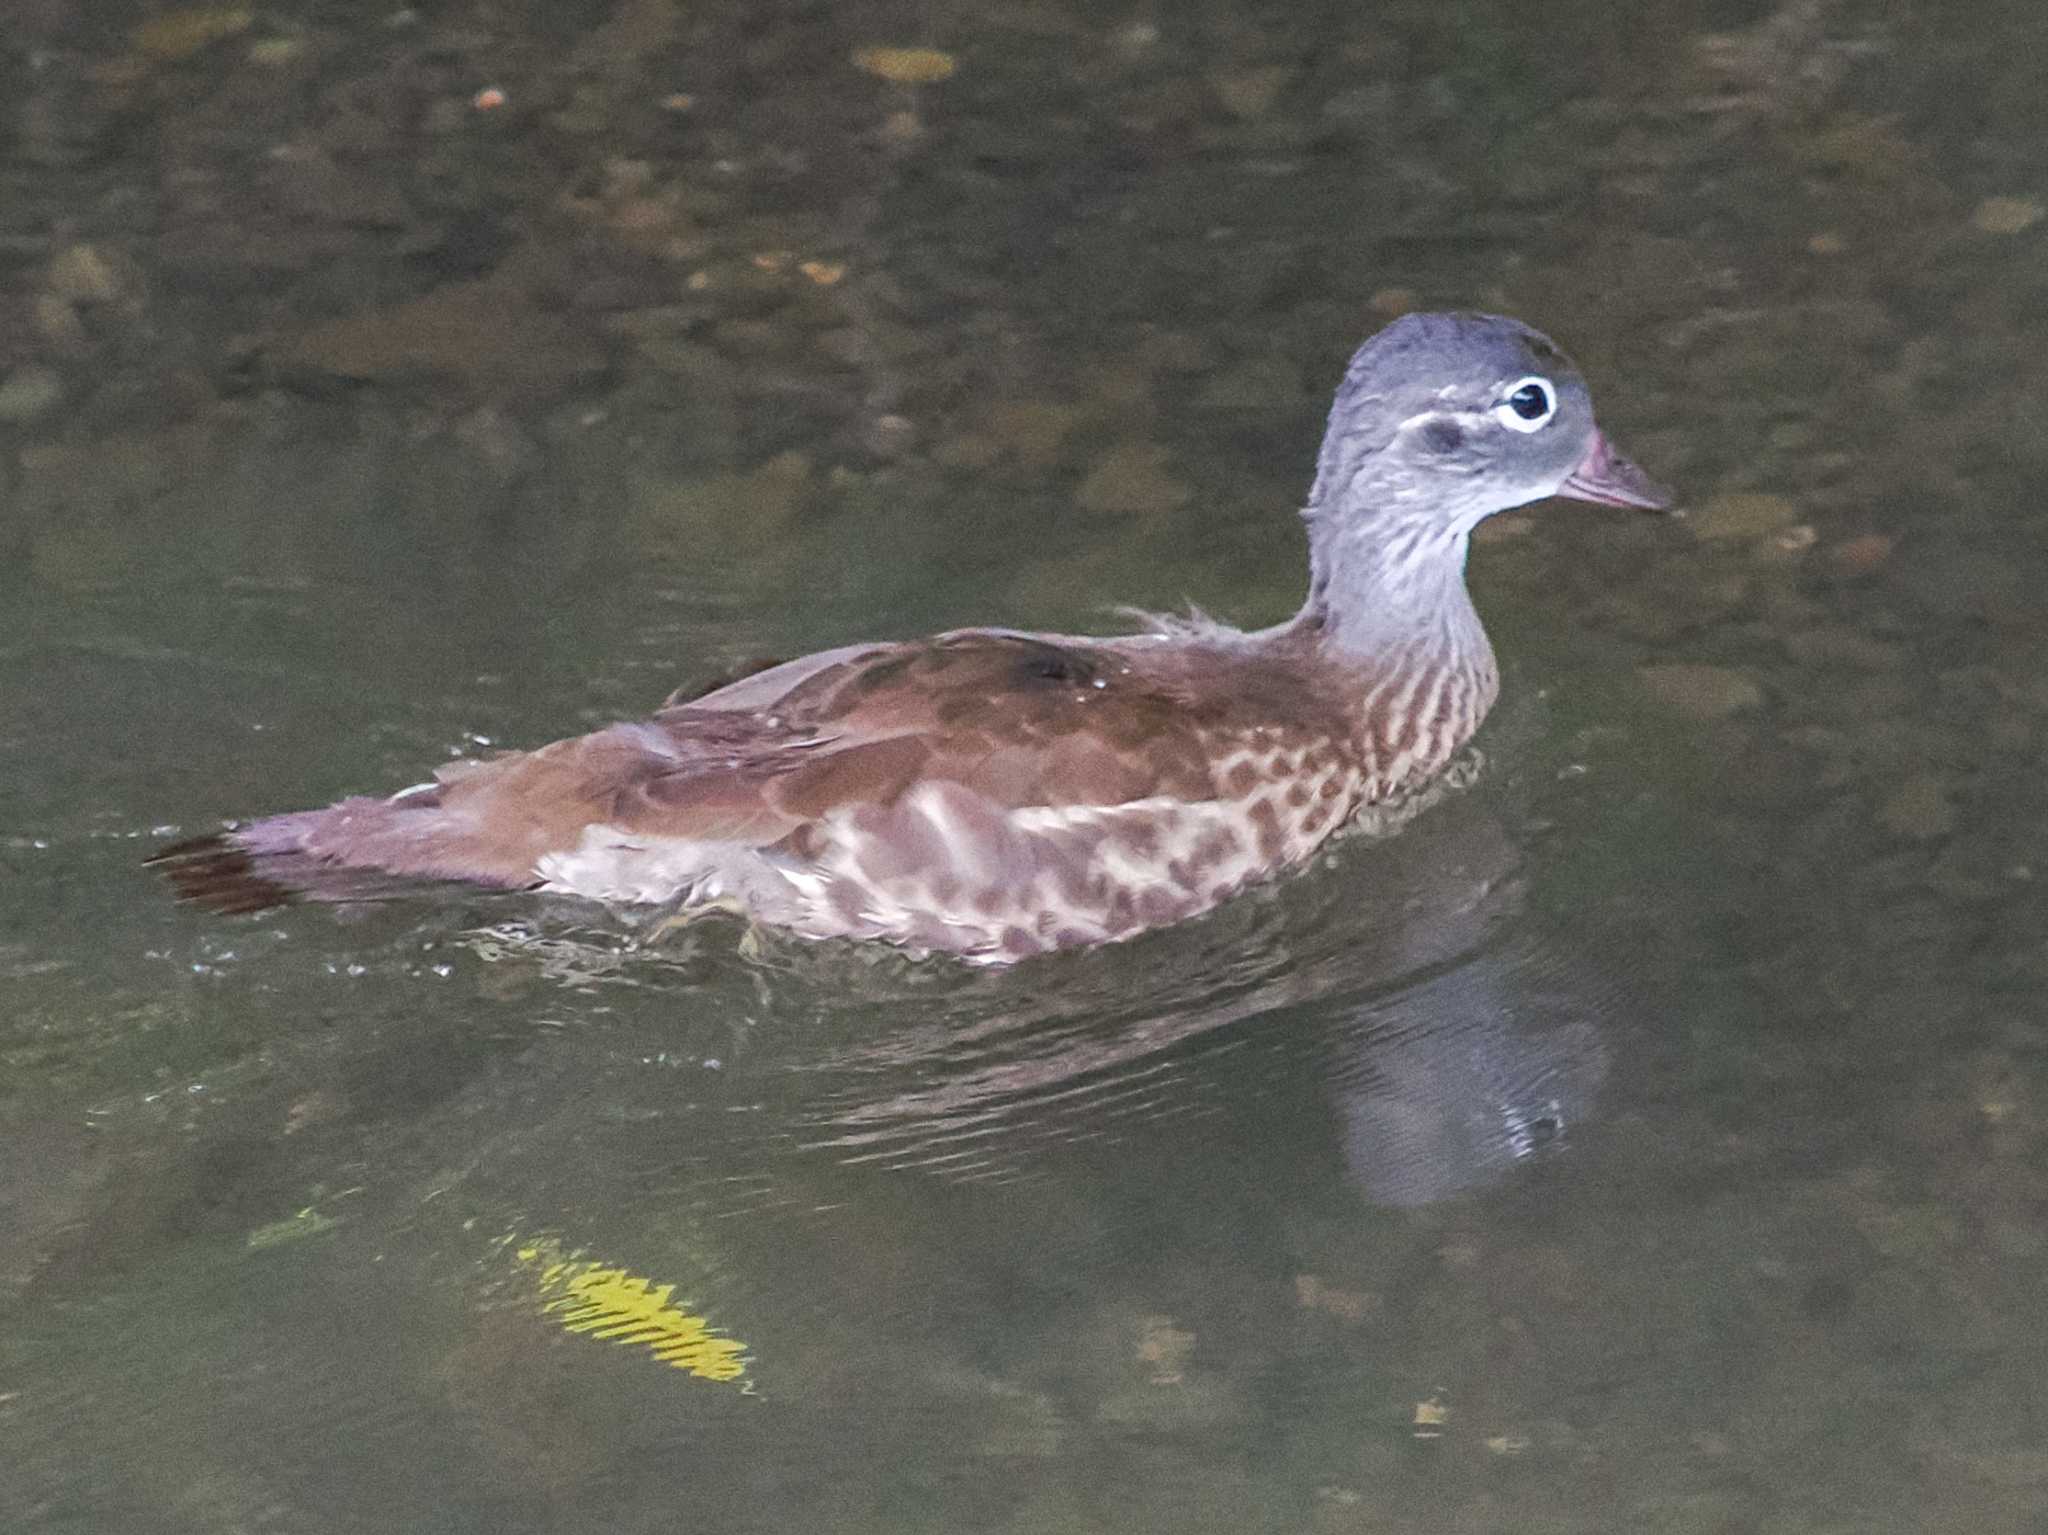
[153,313,1669,963]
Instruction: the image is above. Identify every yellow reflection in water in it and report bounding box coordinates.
[509,1237,750,1384]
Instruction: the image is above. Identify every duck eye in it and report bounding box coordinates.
[1495,376,1556,433]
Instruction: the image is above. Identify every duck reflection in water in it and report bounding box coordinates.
[791,791,1612,1210]
[1323,913,1605,1208]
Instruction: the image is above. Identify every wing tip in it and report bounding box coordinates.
[146,832,301,915]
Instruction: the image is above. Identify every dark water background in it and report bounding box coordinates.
[8,1,2048,1530]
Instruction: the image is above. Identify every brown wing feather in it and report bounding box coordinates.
[643,627,1345,820]
[425,628,1334,848]
[158,626,1360,914]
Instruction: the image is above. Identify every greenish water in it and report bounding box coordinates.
[8,1,2048,1530]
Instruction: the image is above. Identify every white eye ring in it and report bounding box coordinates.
[1494,376,1557,433]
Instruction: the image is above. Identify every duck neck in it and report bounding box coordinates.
[1298,502,1493,662]
[1289,489,1501,764]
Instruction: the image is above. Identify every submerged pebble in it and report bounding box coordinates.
[1689,491,1801,543]
[1213,66,1291,120]
[1972,195,2044,235]
[1879,774,1957,842]
[1075,442,1191,515]
[0,365,65,423]
[47,243,125,306]
[1638,662,1764,720]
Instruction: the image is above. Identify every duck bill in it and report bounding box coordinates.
[1559,429,1672,512]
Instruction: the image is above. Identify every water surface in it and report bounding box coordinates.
[7,2,2048,1530]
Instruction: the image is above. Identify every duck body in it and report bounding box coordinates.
[157,313,1667,963]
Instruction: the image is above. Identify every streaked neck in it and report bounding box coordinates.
[1290,500,1501,771]
[1297,508,1490,667]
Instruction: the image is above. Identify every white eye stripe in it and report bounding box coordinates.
[1493,375,1556,433]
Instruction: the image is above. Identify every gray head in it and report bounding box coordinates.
[1306,311,1668,540]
